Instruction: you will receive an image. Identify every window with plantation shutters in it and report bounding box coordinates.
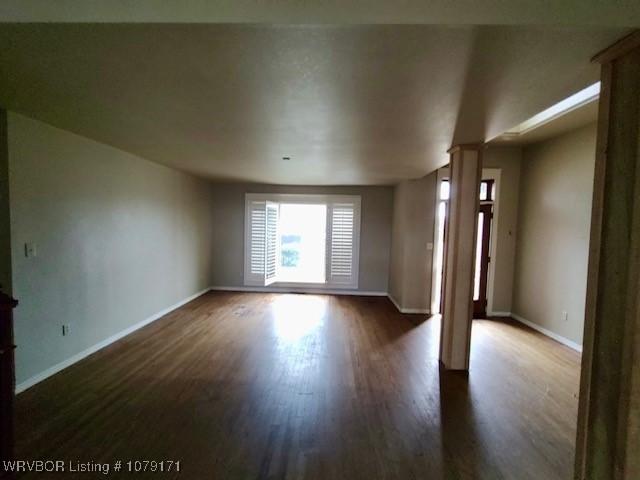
[244,193,360,289]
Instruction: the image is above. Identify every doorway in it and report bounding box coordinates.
[278,203,327,284]
[432,179,449,314]
[432,177,495,317]
[473,201,493,317]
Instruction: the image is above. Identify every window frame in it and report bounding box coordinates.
[243,193,361,290]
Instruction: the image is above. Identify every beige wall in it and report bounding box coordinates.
[483,147,522,314]
[210,183,393,293]
[0,109,11,293]
[388,184,406,305]
[388,172,437,311]
[512,123,597,345]
[9,113,214,385]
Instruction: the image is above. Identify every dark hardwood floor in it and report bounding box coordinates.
[15,292,581,479]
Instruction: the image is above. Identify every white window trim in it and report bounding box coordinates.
[244,193,361,290]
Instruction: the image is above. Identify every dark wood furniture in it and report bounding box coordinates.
[0,290,17,479]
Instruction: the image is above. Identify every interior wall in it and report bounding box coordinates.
[388,183,407,305]
[388,172,437,312]
[9,112,214,386]
[0,109,11,293]
[512,123,597,346]
[483,147,522,314]
[210,183,393,293]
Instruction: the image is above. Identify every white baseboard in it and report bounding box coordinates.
[487,311,512,317]
[387,294,430,314]
[15,287,212,394]
[210,285,388,296]
[510,313,583,352]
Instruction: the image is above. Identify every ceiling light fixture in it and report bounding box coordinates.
[504,82,601,137]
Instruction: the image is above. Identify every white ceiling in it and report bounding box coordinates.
[0,24,629,184]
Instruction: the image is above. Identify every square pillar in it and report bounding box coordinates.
[439,144,483,371]
[575,31,640,480]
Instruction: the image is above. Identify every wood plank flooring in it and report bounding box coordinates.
[14,292,581,479]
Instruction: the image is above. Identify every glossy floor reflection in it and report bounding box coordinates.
[16,292,581,479]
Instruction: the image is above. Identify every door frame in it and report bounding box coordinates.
[473,202,493,318]
[430,168,502,315]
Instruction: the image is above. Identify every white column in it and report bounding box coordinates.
[439,144,482,371]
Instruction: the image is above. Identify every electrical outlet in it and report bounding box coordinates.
[24,242,37,258]
[62,324,71,336]
[562,311,568,322]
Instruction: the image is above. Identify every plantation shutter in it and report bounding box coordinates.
[327,200,360,287]
[244,199,280,286]
[245,200,267,285]
[264,201,279,286]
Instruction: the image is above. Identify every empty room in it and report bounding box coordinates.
[0,3,639,480]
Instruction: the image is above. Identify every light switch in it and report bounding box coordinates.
[24,242,37,258]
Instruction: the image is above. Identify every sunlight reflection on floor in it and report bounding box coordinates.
[270,294,327,342]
